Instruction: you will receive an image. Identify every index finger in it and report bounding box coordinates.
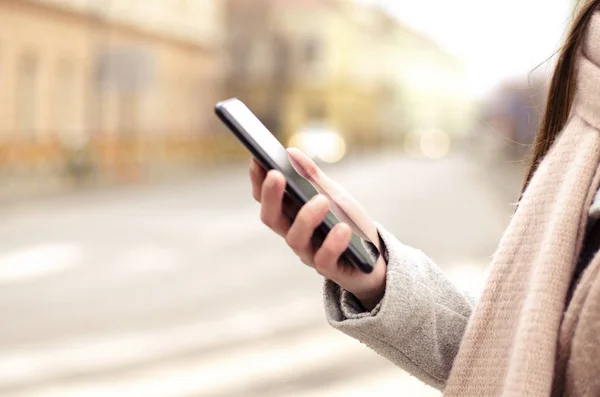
[287,148,345,197]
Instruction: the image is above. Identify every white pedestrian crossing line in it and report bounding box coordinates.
[0,206,266,286]
[0,243,84,285]
[112,245,180,274]
[7,328,385,397]
[0,294,323,391]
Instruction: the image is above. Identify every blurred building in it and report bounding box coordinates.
[0,0,224,185]
[0,0,475,198]
[224,0,474,160]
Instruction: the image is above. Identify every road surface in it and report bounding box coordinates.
[0,150,520,396]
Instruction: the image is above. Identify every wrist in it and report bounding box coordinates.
[353,258,387,311]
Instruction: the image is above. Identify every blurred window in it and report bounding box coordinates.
[96,47,154,138]
[118,94,137,137]
[303,37,321,72]
[190,79,206,134]
[56,60,76,141]
[97,48,155,94]
[230,35,250,80]
[304,39,320,64]
[272,35,291,82]
[17,53,38,138]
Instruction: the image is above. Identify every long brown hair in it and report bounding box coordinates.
[522,0,599,193]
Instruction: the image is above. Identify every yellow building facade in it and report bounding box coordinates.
[0,0,224,180]
[283,1,474,147]
[275,0,385,149]
[224,0,385,151]
[224,0,474,157]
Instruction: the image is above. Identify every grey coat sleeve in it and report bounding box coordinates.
[323,224,475,390]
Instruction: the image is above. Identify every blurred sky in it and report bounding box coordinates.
[358,0,573,96]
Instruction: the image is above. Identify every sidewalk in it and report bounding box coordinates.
[0,160,250,208]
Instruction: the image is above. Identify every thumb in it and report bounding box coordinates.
[286,148,378,245]
[287,147,325,186]
[287,148,345,197]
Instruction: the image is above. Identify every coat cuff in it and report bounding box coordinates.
[340,289,383,319]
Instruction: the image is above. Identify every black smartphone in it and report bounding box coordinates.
[214,98,378,274]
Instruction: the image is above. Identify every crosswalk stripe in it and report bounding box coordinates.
[0,243,84,284]
[0,294,323,391]
[0,205,266,286]
[7,327,374,397]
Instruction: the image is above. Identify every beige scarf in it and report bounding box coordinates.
[444,12,600,397]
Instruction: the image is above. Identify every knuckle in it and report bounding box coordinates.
[300,255,314,267]
[285,234,302,251]
[260,212,272,227]
[261,184,271,199]
[313,256,330,275]
[320,240,337,256]
[314,265,328,277]
[313,262,325,275]
[305,163,319,181]
[304,199,327,222]
[299,213,316,230]
[266,170,280,183]
[297,208,317,230]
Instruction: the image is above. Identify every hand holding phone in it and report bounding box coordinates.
[216,98,387,308]
[250,154,387,310]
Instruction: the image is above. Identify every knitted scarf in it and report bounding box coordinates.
[444,12,600,397]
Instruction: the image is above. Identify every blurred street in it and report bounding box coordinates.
[0,150,520,397]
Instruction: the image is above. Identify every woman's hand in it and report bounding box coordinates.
[249,148,387,310]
